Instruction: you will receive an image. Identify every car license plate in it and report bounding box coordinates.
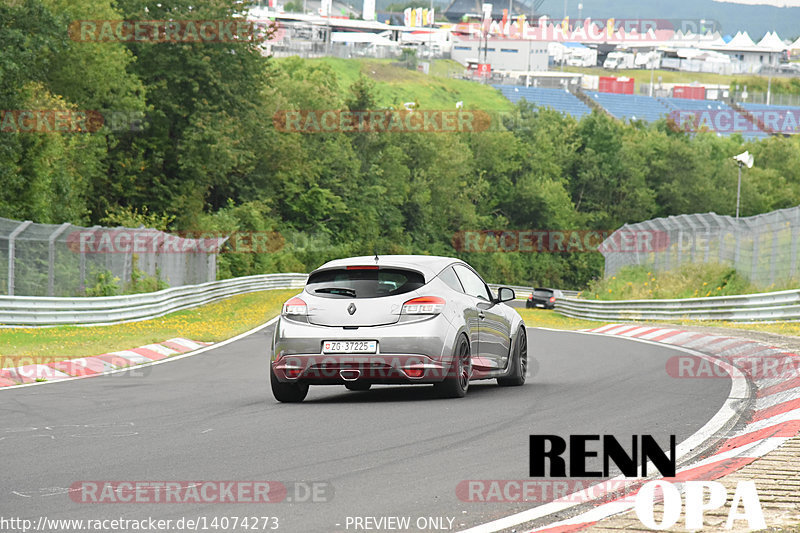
[322,340,377,354]
[536,303,545,308]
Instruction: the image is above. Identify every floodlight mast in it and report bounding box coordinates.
[733,151,754,219]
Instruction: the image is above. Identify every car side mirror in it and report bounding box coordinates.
[497,287,515,303]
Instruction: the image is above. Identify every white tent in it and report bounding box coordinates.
[757,31,787,51]
[725,31,756,48]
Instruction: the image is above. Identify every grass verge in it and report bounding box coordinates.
[294,57,514,112]
[515,307,603,330]
[562,67,800,96]
[584,264,764,300]
[0,289,297,364]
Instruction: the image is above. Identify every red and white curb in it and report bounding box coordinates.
[0,338,211,388]
[520,324,800,533]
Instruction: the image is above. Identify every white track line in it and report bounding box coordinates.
[457,328,749,533]
[0,317,279,392]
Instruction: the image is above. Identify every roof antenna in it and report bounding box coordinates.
[374,250,379,262]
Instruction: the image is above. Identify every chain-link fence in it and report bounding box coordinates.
[601,206,800,288]
[0,217,224,296]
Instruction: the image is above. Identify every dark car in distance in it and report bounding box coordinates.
[526,288,563,309]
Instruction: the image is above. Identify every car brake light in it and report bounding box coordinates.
[283,297,307,316]
[549,296,556,303]
[346,265,379,270]
[404,368,424,378]
[402,296,445,315]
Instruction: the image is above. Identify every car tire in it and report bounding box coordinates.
[344,382,372,391]
[270,364,309,403]
[498,327,527,387]
[434,334,471,398]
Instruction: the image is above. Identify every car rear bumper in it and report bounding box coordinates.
[271,314,459,384]
[272,353,454,384]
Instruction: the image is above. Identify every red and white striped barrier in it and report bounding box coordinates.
[0,337,212,387]
[524,325,800,532]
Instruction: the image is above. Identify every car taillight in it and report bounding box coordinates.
[549,296,556,303]
[402,296,445,315]
[283,297,307,316]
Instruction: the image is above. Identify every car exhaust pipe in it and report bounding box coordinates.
[340,369,361,381]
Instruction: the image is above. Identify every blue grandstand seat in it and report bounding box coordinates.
[741,103,800,135]
[494,86,773,140]
[493,85,592,118]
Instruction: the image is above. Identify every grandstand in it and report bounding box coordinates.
[658,97,770,140]
[740,103,800,135]
[497,87,774,140]
[494,86,592,118]
[588,93,672,123]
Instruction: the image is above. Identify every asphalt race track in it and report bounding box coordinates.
[0,327,731,533]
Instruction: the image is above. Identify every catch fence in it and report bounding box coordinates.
[601,206,800,288]
[0,217,222,296]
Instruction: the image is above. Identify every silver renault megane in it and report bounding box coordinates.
[270,255,528,402]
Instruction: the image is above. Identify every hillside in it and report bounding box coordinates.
[273,58,514,112]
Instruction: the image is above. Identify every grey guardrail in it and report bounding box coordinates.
[555,288,800,322]
[0,273,309,327]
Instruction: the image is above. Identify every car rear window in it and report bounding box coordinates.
[533,289,553,298]
[306,268,425,299]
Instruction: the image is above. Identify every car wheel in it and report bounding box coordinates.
[498,327,527,387]
[434,334,471,398]
[270,364,309,403]
[345,382,372,391]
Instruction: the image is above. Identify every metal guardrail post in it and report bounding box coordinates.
[7,221,32,296]
[48,223,72,296]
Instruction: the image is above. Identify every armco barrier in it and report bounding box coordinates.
[0,274,308,327]
[555,288,800,322]
[0,277,569,327]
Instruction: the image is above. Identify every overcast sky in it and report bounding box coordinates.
[713,0,800,6]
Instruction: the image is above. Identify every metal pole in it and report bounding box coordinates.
[736,163,742,218]
[766,74,772,106]
[48,222,71,296]
[7,221,32,296]
[429,0,433,64]
[560,0,566,72]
